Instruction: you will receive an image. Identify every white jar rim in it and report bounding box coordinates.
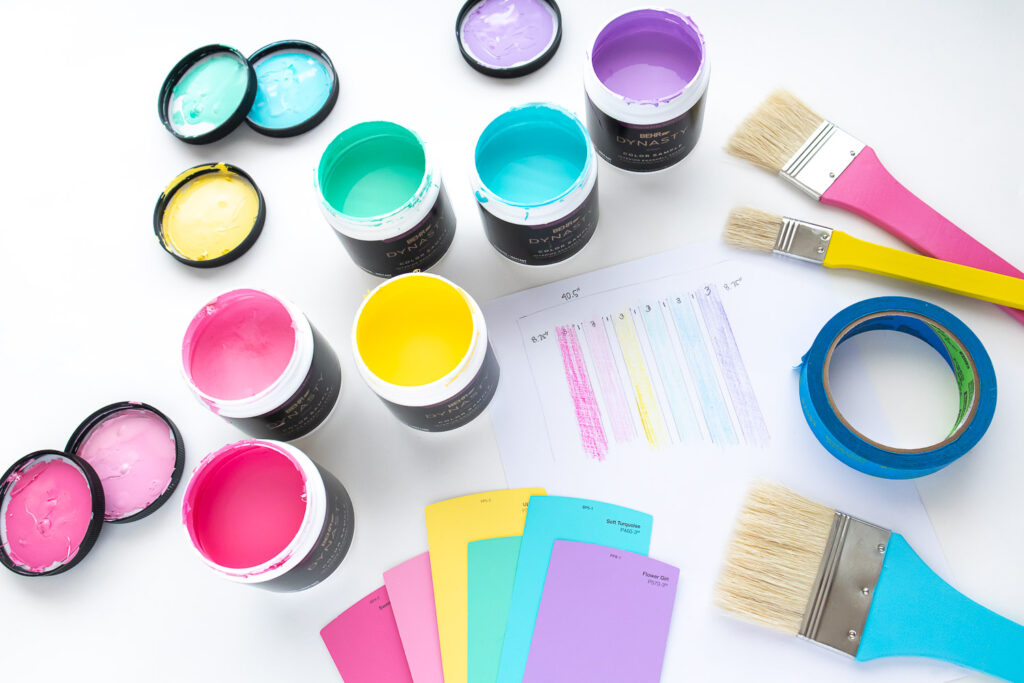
[181,288,315,419]
[316,121,441,241]
[351,273,488,407]
[583,7,710,126]
[471,103,597,226]
[181,440,327,584]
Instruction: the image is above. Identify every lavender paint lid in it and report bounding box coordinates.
[456,0,562,78]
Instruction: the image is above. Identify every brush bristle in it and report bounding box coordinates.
[714,482,835,635]
[723,207,783,252]
[727,90,824,172]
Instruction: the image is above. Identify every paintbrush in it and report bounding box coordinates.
[727,89,1024,325]
[715,482,1024,680]
[723,206,1024,310]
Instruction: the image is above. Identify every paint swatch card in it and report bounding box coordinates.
[467,536,522,683]
[495,496,653,683]
[320,585,413,683]
[523,541,679,683]
[425,488,546,683]
[383,553,444,683]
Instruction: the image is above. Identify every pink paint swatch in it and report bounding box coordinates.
[523,541,679,683]
[321,585,414,683]
[582,319,635,443]
[383,553,444,683]
[556,325,608,460]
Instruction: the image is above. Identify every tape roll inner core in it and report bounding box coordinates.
[821,311,980,454]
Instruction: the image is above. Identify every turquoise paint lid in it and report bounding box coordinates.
[158,44,257,145]
[246,40,339,138]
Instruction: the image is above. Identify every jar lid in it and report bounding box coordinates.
[0,450,105,576]
[65,402,186,524]
[456,0,562,78]
[153,163,266,268]
[158,44,257,144]
[246,40,340,137]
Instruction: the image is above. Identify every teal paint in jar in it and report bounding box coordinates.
[472,103,598,265]
[317,121,456,278]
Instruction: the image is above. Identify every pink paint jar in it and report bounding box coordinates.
[181,440,354,592]
[181,289,342,441]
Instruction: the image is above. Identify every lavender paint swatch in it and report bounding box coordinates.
[523,541,679,683]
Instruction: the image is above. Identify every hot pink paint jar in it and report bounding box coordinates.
[181,440,354,591]
[181,289,342,441]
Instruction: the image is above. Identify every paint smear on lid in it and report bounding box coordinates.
[161,168,260,262]
[249,51,333,130]
[168,52,250,137]
[461,0,557,69]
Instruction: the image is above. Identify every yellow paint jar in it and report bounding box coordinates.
[154,163,265,267]
[352,273,500,431]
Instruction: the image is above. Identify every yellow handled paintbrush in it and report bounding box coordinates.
[724,206,1024,310]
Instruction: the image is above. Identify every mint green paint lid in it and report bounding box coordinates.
[159,45,257,145]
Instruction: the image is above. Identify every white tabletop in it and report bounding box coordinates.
[1,1,1022,681]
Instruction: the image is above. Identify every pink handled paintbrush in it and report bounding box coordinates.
[727,89,1024,326]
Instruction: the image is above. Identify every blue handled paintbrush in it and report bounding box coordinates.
[715,482,1024,680]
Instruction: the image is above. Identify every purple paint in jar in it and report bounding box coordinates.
[457,0,562,77]
[583,8,710,173]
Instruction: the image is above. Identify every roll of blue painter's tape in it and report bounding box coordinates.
[799,296,996,479]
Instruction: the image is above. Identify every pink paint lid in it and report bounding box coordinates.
[0,450,105,576]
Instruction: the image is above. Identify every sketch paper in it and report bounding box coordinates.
[467,536,522,683]
[495,496,652,683]
[482,244,958,682]
[383,553,444,683]
[320,585,413,683]
[523,541,679,683]
[425,488,545,683]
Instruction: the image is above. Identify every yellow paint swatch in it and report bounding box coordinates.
[356,275,474,386]
[161,166,259,261]
[425,488,546,683]
[612,310,669,447]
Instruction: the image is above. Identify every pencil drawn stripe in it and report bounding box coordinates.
[556,325,609,460]
[611,311,669,448]
[582,319,636,443]
[640,303,699,441]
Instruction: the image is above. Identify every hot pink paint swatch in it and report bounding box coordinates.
[77,409,177,520]
[383,553,444,683]
[523,541,679,683]
[182,289,296,400]
[183,441,306,569]
[556,325,608,460]
[321,585,414,683]
[2,457,94,572]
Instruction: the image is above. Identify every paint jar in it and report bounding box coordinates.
[181,440,355,592]
[317,121,457,278]
[473,103,599,265]
[583,9,709,173]
[182,289,342,441]
[352,273,500,431]
[0,451,105,576]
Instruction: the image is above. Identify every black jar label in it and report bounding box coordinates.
[227,324,342,441]
[479,181,599,266]
[584,91,707,172]
[381,342,500,431]
[335,183,457,278]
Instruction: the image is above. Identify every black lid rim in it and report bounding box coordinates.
[455,0,563,79]
[65,402,187,524]
[0,450,105,577]
[245,40,340,138]
[158,44,257,145]
[152,163,266,269]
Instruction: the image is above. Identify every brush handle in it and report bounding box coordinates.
[820,147,1024,326]
[824,232,1024,310]
[858,533,1024,680]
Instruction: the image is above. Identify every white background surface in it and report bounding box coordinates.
[0,1,1022,681]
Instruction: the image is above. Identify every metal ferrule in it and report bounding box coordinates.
[799,512,891,657]
[780,121,866,199]
[774,217,834,264]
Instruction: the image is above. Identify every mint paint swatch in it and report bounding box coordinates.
[249,51,333,130]
[318,122,426,218]
[467,536,522,683]
[523,541,678,683]
[168,54,250,137]
[495,496,652,683]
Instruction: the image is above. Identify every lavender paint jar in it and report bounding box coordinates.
[583,8,709,173]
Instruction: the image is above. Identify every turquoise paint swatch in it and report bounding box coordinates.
[475,105,588,207]
[494,496,652,683]
[467,536,522,683]
[249,51,333,130]
[169,53,250,137]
